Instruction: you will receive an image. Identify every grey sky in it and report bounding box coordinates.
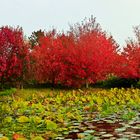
[0,0,140,46]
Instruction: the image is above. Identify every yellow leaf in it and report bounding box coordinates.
[17,116,29,123]
[0,137,9,140]
[60,92,63,97]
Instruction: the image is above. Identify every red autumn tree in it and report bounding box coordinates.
[0,26,29,88]
[31,17,119,88]
[59,17,119,87]
[119,42,140,79]
[31,30,65,86]
[115,26,140,79]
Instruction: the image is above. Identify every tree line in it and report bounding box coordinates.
[1,16,140,89]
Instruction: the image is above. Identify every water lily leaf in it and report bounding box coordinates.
[63,131,69,135]
[54,137,64,140]
[0,134,3,138]
[110,101,116,105]
[45,120,57,130]
[71,129,79,133]
[83,135,95,140]
[0,136,9,140]
[29,116,42,124]
[115,127,126,132]
[77,133,85,139]
[3,116,12,123]
[84,130,95,134]
[31,136,45,140]
[102,133,113,137]
[17,116,29,123]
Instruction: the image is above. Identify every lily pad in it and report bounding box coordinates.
[115,127,126,132]
[84,130,95,134]
[71,129,79,133]
[102,134,113,137]
[54,137,65,140]
[0,134,3,138]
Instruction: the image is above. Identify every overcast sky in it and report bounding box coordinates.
[0,0,140,46]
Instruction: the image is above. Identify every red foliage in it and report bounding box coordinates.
[0,26,29,87]
[31,30,64,85]
[117,42,140,79]
[12,133,25,140]
[31,18,119,87]
[59,32,118,87]
[3,18,140,88]
[0,18,121,88]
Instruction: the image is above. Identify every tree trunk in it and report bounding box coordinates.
[85,80,89,89]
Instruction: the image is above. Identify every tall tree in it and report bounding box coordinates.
[0,26,29,89]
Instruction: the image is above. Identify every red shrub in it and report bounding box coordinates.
[0,26,29,88]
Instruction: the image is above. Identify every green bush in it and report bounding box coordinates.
[94,76,138,88]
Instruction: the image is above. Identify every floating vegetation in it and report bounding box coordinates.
[0,88,140,139]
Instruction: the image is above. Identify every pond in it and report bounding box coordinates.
[56,112,140,140]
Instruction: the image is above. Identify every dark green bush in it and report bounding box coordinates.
[93,76,138,88]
